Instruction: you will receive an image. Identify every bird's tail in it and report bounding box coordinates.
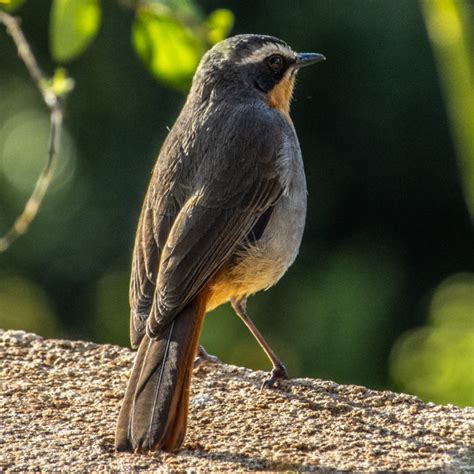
[115,297,206,452]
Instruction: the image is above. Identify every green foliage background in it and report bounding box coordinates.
[0,0,473,407]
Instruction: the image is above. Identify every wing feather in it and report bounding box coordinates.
[130,104,287,344]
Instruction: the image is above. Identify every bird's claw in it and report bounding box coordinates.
[194,345,220,369]
[260,363,288,390]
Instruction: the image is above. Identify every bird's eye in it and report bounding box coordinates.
[267,54,284,73]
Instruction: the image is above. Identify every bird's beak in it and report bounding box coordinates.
[294,52,326,69]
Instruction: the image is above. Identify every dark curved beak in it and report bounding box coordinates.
[294,52,326,69]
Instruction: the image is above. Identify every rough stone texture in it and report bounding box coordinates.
[1,329,472,471]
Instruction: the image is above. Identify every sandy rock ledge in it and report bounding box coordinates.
[1,329,472,471]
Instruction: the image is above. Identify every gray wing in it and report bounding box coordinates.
[130,106,286,345]
[129,194,177,347]
[129,136,185,348]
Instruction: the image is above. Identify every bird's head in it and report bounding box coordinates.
[191,34,325,116]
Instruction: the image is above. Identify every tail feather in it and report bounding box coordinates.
[115,298,205,452]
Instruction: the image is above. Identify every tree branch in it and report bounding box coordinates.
[0,11,67,252]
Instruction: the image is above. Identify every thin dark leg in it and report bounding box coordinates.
[231,297,288,388]
[194,345,220,368]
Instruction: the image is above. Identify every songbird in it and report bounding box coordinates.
[115,33,325,452]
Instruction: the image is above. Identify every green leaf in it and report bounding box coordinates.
[145,0,202,19]
[41,68,75,98]
[50,0,101,62]
[207,9,234,45]
[0,0,26,12]
[132,9,203,90]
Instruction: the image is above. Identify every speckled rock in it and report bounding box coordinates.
[1,329,472,471]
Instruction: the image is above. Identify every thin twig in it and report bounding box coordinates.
[0,11,65,252]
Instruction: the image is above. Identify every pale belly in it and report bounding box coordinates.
[206,173,307,312]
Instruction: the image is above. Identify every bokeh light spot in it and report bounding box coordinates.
[0,109,77,194]
[390,273,474,406]
[0,274,60,337]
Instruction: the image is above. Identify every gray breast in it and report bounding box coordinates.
[230,125,307,294]
[260,131,307,275]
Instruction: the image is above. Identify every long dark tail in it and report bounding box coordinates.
[115,298,206,452]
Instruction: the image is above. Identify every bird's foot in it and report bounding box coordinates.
[260,362,288,390]
[194,345,221,369]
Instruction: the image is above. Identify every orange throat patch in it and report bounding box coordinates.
[265,74,295,119]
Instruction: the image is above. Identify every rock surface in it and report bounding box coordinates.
[1,329,472,471]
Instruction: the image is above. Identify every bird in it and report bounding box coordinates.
[115,33,325,453]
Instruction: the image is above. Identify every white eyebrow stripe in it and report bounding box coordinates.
[238,43,296,65]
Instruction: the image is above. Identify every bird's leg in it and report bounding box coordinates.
[194,345,220,368]
[231,297,288,389]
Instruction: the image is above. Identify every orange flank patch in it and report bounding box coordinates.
[205,274,243,312]
[204,247,286,313]
[265,74,295,119]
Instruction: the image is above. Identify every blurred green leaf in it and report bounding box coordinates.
[40,67,75,98]
[390,273,474,407]
[207,9,234,45]
[421,0,474,219]
[0,0,26,12]
[50,67,76,96]
[50,0,101,62]
[132,8,203,90]
[145,0,202,19]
